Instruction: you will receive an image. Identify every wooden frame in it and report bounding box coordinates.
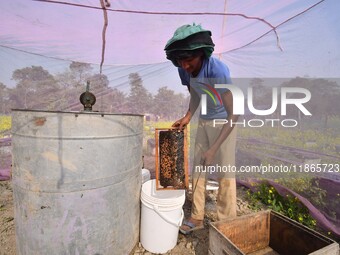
[155,127,188,190]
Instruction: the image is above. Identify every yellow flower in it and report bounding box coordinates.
[269,189,273,194]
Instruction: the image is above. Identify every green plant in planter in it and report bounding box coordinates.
[277,177,327,211]
[246,182,317,229]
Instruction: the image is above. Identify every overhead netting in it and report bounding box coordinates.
[0,0,339,239]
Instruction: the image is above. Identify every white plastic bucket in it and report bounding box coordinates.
[140,179,185,254]
[141,168,151,184]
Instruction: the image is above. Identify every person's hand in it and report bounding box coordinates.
[172,115,190,130]
[200,149,216,166]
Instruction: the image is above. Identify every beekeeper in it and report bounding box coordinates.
[164,23,239,234]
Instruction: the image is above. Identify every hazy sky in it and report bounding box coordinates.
[0,0,339,94]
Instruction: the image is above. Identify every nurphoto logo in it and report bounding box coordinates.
[200,84,312,128]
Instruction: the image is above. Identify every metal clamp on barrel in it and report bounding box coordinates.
[79,81,96,111]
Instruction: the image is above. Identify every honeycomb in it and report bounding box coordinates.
[158,130,186,189]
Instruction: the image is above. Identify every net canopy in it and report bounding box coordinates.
[1,0,339,90]
[1,0,340,240]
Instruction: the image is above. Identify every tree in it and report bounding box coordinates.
[87,74,109,91]
[152,87,189,120]
[152,87,175,119]
[281,77,340,128]
[0,82,9,114]
[127,73,152,114]
[54,71,77,110]
[106,88,127,113]
[54,62,95,111]
[69,61,93,87]
[173,92,190,119]
[86,74,127,113]
[11,66,59,109]
[309,79,340,128]
[248,78,275,109]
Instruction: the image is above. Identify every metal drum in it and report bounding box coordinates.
[11,109,143,255]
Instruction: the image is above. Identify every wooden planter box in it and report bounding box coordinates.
[209,210,339,255]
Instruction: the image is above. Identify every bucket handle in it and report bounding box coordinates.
[153,205,184,228]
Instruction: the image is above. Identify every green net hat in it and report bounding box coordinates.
[164,23,215,67]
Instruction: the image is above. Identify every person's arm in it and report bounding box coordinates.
[172,88,200,129]
[200,90,239,166]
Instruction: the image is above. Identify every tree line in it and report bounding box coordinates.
[0,62,189,120]
[1,63,339,126]
[249,77,340,128]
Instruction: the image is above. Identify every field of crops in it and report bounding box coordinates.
[0,116,11,138]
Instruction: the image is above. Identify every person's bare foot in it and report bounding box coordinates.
[179,217,204,235]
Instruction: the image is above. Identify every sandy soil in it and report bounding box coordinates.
[0,181,15,255]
